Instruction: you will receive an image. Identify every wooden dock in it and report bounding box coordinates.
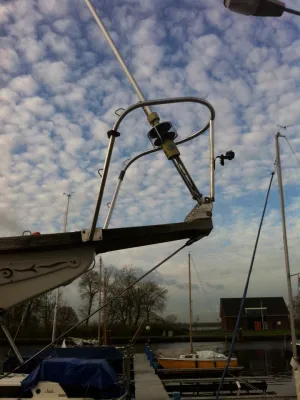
[134,354,169,400]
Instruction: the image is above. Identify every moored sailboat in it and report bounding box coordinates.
[157,254,241,372]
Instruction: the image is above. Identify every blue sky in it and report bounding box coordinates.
[2,0,300,321]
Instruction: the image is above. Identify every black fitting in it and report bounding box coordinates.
[186,235,203,246]
[214,150,235,169]
[119,170,126,180]
[107,130,121,138]
[148,122,177,147]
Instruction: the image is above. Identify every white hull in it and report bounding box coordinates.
[0,375,126,400]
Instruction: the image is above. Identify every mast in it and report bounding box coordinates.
[103,267,108,345]
[275,133,300,400]
[188,253,193,353]
[51,193,72,343]
[97,257,102,345]
[275,133,297,358]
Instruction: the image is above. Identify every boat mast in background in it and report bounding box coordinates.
[52,192,73,343]
[97,256,102,345]
[275,132,300,399]
[188,253,193,354]
[103,267,108,345]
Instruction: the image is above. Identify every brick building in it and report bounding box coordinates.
[220,297,289,331]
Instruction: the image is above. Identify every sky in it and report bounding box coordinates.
[2,0,300,322]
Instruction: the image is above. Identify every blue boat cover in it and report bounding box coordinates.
[4,347,124,375]
[21,358,118,393]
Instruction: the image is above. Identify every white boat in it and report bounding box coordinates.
[0,358,126,400]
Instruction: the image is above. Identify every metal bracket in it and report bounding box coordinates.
[185,200,213,222]
[81,228,103,242]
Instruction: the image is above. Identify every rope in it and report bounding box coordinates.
[227,372,267,394]
[4,303,30,361]
[190,255,215,315]
[216,171,275,400]
[284,136,300,167]
[0,237,197,379]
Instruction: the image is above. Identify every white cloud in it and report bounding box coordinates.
[22,97,55,118]
[0,48,20,73]
[33,60,70,87]
[38,0,70,18]
[17,37,45,64]
[9,75,39,96]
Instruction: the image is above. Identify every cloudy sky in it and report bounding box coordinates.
[2,0,300,322]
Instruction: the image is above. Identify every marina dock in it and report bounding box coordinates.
[134,353,169,400]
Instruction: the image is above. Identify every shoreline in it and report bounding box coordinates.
[0,332,293,345]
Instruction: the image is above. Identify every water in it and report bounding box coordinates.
[0,341,295,397]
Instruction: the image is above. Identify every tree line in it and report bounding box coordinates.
[78,265,168,329]
[2,265,169,338]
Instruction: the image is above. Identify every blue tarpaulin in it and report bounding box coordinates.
[4,346,124,374]
[21,358,119,393]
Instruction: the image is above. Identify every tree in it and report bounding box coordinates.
[104,266,168,329]
[57,305,78,332]
[78,270,100,326]
[164,314,178,324]
[37,292,57,331]
[140,281,167,323]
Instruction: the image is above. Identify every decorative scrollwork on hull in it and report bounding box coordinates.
[0,259,80,285]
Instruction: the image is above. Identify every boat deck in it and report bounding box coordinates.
[134,354,169,400]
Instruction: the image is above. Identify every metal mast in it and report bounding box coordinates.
[97,256,102,345]
[275,132,300,400]
[51,192,73,343]
[275,133,297,359]
[188,253,193,354]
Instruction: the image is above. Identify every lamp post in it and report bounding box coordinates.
[224,0,300,17]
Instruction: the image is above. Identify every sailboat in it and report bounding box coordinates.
[157,254,240,371]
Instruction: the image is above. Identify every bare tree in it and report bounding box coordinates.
[37,292,57,331]
[78,270,100,326]
[164,314,178,324]
[57,305,78,332]
[105,266,168,328]
[141,281,167,323]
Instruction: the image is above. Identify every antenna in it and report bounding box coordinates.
[277,125,293,130]
[63,192,74,232]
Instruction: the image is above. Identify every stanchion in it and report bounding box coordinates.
[149,350,153,366]
[152,361,158,373]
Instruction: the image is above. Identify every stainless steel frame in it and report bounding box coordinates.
[102,97,215,229]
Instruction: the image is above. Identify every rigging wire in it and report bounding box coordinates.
[284,136,300,167]
[215,171,275,400]
[280,136,300,245]
[190,255,215,315]
[3,303,31,362]
[227,371,267,394]
[0,237,197,379]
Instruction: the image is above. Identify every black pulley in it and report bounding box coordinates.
[148,121,177,147]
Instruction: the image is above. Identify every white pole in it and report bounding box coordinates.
[51,193,72,343]
[97,257,102,345]
[260,300,264,331]
[275,133,300,400]
[84,0,152,117]
[188,253,193,354]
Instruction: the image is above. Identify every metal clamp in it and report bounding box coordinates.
[81,228,102,242]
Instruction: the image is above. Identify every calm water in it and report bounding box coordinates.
[0,341,295,396]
